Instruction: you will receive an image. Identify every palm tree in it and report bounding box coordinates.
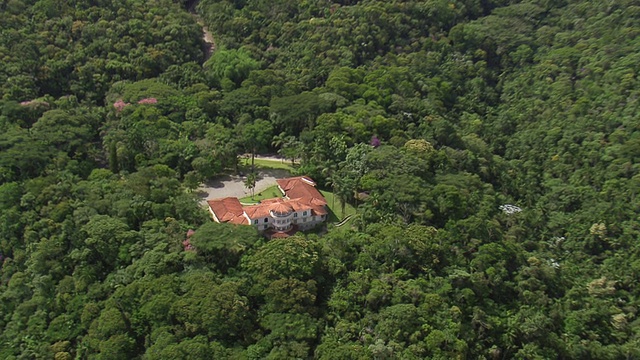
[271,132,287,150]
[334,176,354,218]
[322,164,338,210]
[244,172,257,199]
[273,132,302,165]
[325,172,352,219]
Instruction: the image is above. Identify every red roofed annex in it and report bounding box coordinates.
[206,176,328,238]
[206,197,248,225]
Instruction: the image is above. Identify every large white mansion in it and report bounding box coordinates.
[206,176,328,238]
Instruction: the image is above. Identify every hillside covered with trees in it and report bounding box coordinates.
[1,0,640,358]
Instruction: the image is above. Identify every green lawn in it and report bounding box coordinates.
[239,185,282,203]
[241,157,295,172]
[320,190,357,222]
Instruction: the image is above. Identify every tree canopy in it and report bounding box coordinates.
[2,0,640,358]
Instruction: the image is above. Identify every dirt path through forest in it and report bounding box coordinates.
[195,18,216,60]
[187,0,216,60]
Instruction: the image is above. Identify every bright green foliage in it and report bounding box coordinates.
[319,190,357,222]
[204,48,260,90]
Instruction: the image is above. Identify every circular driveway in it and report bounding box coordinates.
[196,168,291,205]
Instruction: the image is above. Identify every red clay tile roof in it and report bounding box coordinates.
[208,177,327,225]
[310,204,328,216]
[207,197,248,225]
[270,202,293,215]
[270,232,292,239]
[245,197,326,218]
[243,176,328,219]
[277,176,327,206]
[264,225,299,239]
[260,198,282,205]
[243,203,272,219]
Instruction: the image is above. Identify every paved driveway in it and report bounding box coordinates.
[196,169,291,205]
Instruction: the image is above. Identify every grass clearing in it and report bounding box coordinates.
[239,185,282,203]
[320,190,357,222]
[241,158,295,172]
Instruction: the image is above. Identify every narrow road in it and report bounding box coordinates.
[195,17,216,60]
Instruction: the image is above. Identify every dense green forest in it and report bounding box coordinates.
[1,0,640,358]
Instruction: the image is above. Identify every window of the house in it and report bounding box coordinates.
[264,218,268,223]
[294,213,298,218]
[254,219,258,224]
[303,211,307,216]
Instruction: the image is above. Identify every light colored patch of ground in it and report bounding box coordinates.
[196,168,291,205]
[243,154,290,162]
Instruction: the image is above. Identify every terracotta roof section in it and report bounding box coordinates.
[246,197,325,216]
[264,225,299,239]
[277,176,327,206]
[261,198,283,205]
[276,176,316,190]
[207,176,328,229]
[309,204,328,216]
[243,203,272,219]
[270,202,293,215]
[207,197,248,225]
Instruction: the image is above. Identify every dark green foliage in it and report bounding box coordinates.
[0,0,203,103]
[189,222,259,272]
[270,92,334,136]
[2,0,640,358]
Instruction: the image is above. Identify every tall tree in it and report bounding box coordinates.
[239,119,273,173]
[244,172,257,199]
